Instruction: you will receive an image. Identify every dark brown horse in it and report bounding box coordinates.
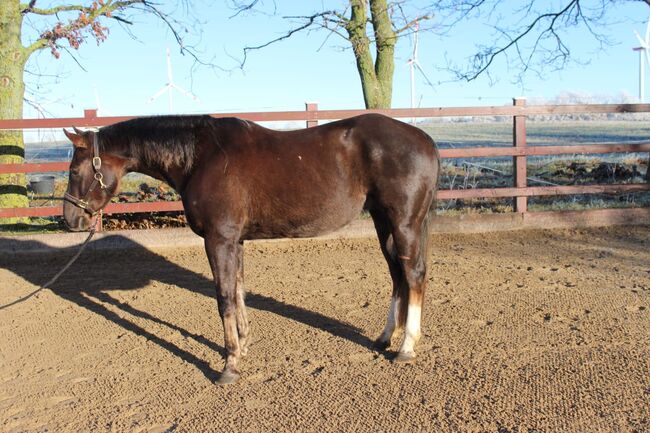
[63,114,440,384]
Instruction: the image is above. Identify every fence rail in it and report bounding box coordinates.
[1,101,650,227]
[2,103,650,130]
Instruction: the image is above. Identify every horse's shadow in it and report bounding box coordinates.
[0,235,373,381]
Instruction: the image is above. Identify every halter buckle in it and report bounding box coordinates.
[92,156,102,170]
[65,192,89,210]
[94,171,107,189]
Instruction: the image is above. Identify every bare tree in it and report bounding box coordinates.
[434,0,650,182]
[237,1,650,98]
[236,0,434,109]
[433,0,650,83]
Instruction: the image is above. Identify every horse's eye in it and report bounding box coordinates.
[70,169,80,177]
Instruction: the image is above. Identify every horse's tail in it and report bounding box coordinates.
[428,134,442,218]
[421,134,441,275]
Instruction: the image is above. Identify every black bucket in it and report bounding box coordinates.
[29,175,56,195]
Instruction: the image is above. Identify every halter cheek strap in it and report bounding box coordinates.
[91,134,107,189]
[64,131,107,216]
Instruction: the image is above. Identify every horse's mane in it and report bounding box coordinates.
[99,115,216,173]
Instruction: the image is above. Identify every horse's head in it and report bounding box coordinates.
[62,128,127,231]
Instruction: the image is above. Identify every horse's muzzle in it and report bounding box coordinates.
[63,214,92,232]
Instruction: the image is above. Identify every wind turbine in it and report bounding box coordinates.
[407,22,434,123]
[147,48,201,113]
[633,18,650,102]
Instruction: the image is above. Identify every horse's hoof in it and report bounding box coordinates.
[217,370,240,385]
[373,338,390,351]
[394,351,416,363]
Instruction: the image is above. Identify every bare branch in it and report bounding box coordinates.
[20,0,37,15]
[393,14,433,34]
[61,45,89,72]
[470,0,580,80]
[26,5,90,15]
[228,0,260,19]
[24,0,142,16]
[108,14,133,25]
[240,11,339,68]
[24,1,146,59]
[436,0,628,83]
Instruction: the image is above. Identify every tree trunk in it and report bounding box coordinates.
[0,0,29,219]
[369,0,395,108]
[347,0,395,109]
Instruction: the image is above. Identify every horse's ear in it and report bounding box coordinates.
[63,128,88,149]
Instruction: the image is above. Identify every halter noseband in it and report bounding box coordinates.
[64,131,107,216]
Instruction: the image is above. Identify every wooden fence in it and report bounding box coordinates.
[1,100,650,230]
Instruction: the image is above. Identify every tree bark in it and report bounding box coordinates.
[345,0,395,109]
[0,0,29,217]
[369,0,396,108]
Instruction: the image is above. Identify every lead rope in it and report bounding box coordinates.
[0,216,99,311]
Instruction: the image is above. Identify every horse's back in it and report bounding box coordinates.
[247,112,440,206]
[220,113,437,165]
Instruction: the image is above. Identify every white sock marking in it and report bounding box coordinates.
[400,303,421,354]
[380,297,399,342]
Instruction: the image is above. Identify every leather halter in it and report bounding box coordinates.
[64,132,107,216]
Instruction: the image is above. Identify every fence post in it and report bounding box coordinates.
[513,97,527,213]
[305,102,318,128]
[84,109,98,123]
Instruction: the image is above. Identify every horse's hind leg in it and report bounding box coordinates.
[391,212,431,363]
[235,242,250,356]
[371,183,434,361]
[370,208,405,351]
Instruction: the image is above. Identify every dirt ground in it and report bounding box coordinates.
[1,225,649,433]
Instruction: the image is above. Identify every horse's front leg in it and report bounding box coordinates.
[205,234,242,385]
[235,241,250,356]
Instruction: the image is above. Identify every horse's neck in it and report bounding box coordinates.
[133,164,186,193]
[116,142,190,194]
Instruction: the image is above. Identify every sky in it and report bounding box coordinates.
[19,1,650,121]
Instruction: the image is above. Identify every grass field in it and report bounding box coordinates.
[420,119,650,214]
[421,119,650,147]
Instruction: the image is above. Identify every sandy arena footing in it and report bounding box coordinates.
[0,225,648,432]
